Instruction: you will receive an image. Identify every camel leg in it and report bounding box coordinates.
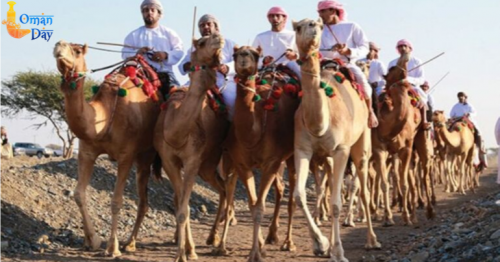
[407,165,419,225]
[415,132,436,219]
[105,158,134,257]
[266,163,285,245]
[398,146,413,226]
[199,163,226,247]
[123,151,156,252]
[350,131,381,250]
[342,173,358,228]
[320,175,330,222]
[373,150,394,226]
[281,157,297,252]
[312,163,326,225]
[73,149,102,251]
[213,170,238,255]
[293,150,329,257]
[174,160,201,262]
[248,166,280,262]
[327,147,350,262]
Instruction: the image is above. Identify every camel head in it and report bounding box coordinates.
[432,110,446,126]
[292,18,323,56]
[53,40,88,77]
[191,34,225,68]
[385,52,410,94]
[233,45,261,77]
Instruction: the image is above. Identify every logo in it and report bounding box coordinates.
[2,1,54,42]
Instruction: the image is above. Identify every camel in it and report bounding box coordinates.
[153,34,231,262]
[217,45,300,261]
[371,52,435,227]
[432,111,475,194]
[292,18,380,262]
[53,41,161,257]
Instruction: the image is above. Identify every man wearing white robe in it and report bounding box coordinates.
[178,14,237,121]
[122,0,184,94]
[357,42,387,97]
[252,6,300,77]
[450,92,487,168]
[317,0,378,128]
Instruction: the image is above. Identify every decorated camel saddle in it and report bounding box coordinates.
[161,84,228,116]
[318,58,365,99]
[98,54,162,102]
[234,63,301,111]
[377,81,422,108]
[447,116,475,133]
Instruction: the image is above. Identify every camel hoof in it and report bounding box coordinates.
[187,251,198,260]
[174,254,188,262]
[247,250,264,262]
[123,241,136,252]
[230,217,238,226]
[314,218,323,226]
[85,235,102,251]
[321,215,329,222]
[212,246,231,256]
[206,234,220,247]
[365,240,382,250]
[383,219,395,227]
[265,232,279,245]
[104,249,122,258]
[280,240,296,252]
[342,219,356,227]
[426,209,436,220]
[312,236,330,257]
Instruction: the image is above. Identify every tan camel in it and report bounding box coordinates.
[432,111,475,194]
[53,41,161,257]
[153,34,230,262]
[371,52,435,227]
[292,18,380,262]
[218,46,300,261]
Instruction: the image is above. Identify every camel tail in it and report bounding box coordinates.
[152,153,163,181]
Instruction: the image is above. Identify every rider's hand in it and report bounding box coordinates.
[136,47,151,55]
[333,43,351,56]
[263,56,274,65]
[285,49,297,60]
[152,51,168,62]
[218,64,229,75]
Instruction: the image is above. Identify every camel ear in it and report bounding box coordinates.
[256,46,263,57]
[82,44,88,55]
[292,20,299,31]
[317,18,324,29]
[233,45,240,54]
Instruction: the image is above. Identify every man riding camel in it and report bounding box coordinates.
[388,39,431,129]
[421,81,434,124]
[252,6,300,77]
[317,0,379,128]
[178,14,237,120]
[122,0,184,97]
[450,91,487,168]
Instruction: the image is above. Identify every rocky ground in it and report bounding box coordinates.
[1,154,499,261]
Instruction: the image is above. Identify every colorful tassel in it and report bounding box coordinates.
[118,88,128,97]
[92,85,100,94]
[70,81,77,90]
[253,94,261,102]
[260,79,268,85]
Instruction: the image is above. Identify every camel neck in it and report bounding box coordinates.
[436,125,461,148]
[299,55,330,136]
[163,68,217,148]
[234,74,261,147]
[61,77,97,140]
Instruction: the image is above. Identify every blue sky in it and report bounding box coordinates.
[1,0,500,148]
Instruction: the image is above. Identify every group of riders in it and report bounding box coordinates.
[122,0,487,168]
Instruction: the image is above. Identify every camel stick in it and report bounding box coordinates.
[191,6,197,43]
[409,52,445,72]
[97,42,140,50]
[88,46,136,53]
[429,71,450,94]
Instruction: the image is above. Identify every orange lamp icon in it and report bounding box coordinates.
[3,1,31,38]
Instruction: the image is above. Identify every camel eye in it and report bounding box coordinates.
[76,50,81,54]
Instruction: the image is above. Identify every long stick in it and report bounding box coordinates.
[429,71,450,94]
[96,42,140,50]
[191,6,197,42]
[409,52,445,72]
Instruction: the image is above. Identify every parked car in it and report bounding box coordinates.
[12,142,53,158]
[53,148,79,157]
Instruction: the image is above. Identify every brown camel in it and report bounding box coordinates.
[292,18,380,262]
[371,52,435,227]
[218,46,300,261]
[153,34,230,262]
[53,41,161,257]
[432,111,475,194]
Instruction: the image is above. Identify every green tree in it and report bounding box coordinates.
[1,70,98,158]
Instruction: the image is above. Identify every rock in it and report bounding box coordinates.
[454,222,464,228]
[490,229,500,240]
[199,204,207,214]
[409,251,429,262]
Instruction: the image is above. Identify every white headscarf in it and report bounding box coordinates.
[141,0,163,15]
